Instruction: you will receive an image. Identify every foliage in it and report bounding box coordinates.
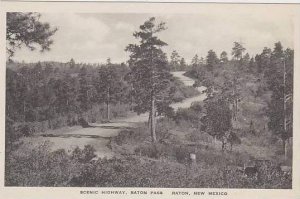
[206,49,219,71]
[203,98,232,139]
[169,50,181,71]
[232,42,246,60]
[191,54,200,67]
[220,51,228,63]
[6,12,57,59]
[5,61,131,145]
[173,102,204,128]
[97,63,129,120]
[125,17,172,142]
[5,142,291,188]
[71,145,96,163]
[179,58,186,71]
[185,41,293,159]
[265,43,293,144]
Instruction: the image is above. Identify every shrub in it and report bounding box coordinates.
[71,145,96,163]
[5,141,292,188]
[186,131,212,144]
[134,144,170,159]
[171,79,200,103]
[173,146,190,163]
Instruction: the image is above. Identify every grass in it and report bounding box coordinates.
[5,141,291,188]
[111,118,263,166]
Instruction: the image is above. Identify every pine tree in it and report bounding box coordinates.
[125,17,172,142]
[179,58,186,71]
[260,47,272,75]
[6,12,57,59]
[97,63,124,121]
[191,54,200,67]
[206,50,218,72]
[248,57,256,74]
[77,67,89,114]
[220,51,228,63]
[170,50,181,71]
[266,42,293,158]
[69,58,76,68]
[232,42,246,60]
[242,53,250,66]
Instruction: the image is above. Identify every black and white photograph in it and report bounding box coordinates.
[1,1,299,195]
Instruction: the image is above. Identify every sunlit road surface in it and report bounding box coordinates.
[29,71,207,158]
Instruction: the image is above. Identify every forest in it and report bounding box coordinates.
[5,13,293,188]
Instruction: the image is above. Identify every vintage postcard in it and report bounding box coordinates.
[0,1,300,199]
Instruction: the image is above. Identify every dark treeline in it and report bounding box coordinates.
[6,60,130,124]
[5,60,132,150]
[5,58,199,147]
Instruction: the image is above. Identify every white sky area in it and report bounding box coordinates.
[12,8,294,64]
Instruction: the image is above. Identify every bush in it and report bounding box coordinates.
[5,141,292,188]
[71,145,96,163]
[5,142,97,186]
[186,131,212,144]
[171,79,199,103]
[112,126,148,146]
[135,144,162,159]
[78,118,90,128]
[173,146,190,163]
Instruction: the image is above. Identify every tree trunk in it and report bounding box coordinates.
[48,119,51,129]
[148,113,151,128]
[130,85,134,111]
[283,139,287,160]
[106,89,110,121]
[150,95,157,143]
[236,98,238,118]
[106,101,110,121]
[23,100,26,122]
[233,99,237,121]
[222,140,225,151]
[214,135,217,146]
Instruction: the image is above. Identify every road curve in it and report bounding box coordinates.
[27,71,206,158]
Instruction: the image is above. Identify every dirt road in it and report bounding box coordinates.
[27,71,207,158]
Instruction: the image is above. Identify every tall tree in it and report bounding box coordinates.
[220,51,228,63]
[191,54,200,67]
[69,58,76,68]
[179,58,186,71]
[232,42,246,60]
[206,50,218,72]
[170,50,181,71]
[243,53,250,64]
[97,64,125,121]
[106,57,112,65]
[260,47,272,74]
[6,12,57,59]
[200,57,205,65]
[248,57,256,74]
[266,42,293,158]
[221,74,241,122]
[125,17,172,142]
[77,67,90,114]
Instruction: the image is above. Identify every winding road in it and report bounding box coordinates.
[28,71,207,158]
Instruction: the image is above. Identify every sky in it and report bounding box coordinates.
[11,8,294,64]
